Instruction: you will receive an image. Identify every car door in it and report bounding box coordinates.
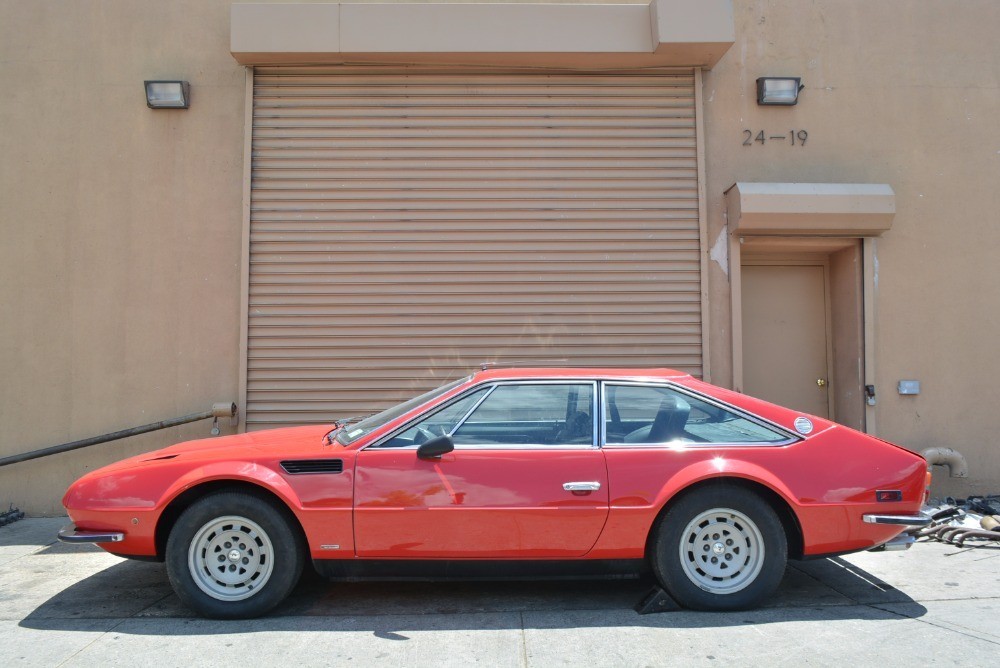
[353,381,609,558]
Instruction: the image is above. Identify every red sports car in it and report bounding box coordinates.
[59,368,929,618]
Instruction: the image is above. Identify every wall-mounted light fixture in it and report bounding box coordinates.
[144,81,190,109]
[756,77,803,106]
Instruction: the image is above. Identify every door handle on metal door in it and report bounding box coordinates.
[563,482,601,492]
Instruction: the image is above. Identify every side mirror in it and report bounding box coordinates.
[417,435,454,460]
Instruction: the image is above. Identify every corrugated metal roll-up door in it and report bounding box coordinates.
[247,66,702,429]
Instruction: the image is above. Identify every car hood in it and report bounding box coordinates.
[156,424,331,456]
[92,424,333,474]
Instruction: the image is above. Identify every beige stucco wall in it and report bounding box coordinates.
[2,0,998,513]
[0,0,688,516]
[703,0,1000,497]
[0,0,246,514]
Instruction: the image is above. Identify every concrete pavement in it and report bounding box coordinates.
[1,517,998,666]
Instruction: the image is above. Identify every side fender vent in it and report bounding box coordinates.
[280,459,344,475]
[143,454,178,462]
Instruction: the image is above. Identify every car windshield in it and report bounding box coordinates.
[333,376,471,445]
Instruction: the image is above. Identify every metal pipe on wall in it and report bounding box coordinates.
[921,447,969,478]
[0,403,237,468]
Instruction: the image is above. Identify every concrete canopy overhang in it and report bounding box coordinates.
[230,1,735,68]
[725,183,896,237]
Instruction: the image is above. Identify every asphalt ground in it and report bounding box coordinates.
[1,517,999,667]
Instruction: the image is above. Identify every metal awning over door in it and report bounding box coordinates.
[246,66,702,429]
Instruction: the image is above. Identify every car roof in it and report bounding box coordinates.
[469,367,691,383]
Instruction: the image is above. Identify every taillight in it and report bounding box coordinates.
[924,470,933,503]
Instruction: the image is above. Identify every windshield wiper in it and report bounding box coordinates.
[323,413,377,444]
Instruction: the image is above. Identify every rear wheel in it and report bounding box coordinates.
[166,491,304,619]
[651,484,786,611]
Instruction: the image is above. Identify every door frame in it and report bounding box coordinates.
[730,235,877,434]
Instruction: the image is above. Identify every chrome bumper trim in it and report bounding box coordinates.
[869,534,916,552]
[57,524,125,544]
[862,513,931,526]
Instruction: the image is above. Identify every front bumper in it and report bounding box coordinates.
[57,524,125,544]
[862,513,931,526]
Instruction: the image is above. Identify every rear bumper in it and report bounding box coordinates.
[862,513,931,526]
[57,524,125,544]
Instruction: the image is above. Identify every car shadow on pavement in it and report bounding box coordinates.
[19,553,925,635]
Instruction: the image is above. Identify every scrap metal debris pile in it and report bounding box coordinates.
[914,496,1000,547]
[0,504,25,528]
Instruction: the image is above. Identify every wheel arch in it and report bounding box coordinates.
[154,479,308,561]
[644,477,804,561]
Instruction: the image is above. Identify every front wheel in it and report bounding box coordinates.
[651,484,787,611]
[166,491,305,619]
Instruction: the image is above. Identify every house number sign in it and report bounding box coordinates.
[742,129,809,146]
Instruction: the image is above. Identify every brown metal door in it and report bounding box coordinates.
[246,66,702,429]
[741,264,831,418]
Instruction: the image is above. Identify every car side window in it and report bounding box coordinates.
[380,388,490,448]
[451,383,594,446]
[604,384,789,445]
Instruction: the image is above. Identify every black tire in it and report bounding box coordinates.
[165,491,305,619]
[651,484,786,611]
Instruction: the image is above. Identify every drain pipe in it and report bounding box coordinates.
[921,447,969,478]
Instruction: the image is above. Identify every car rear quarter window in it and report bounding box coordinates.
[604,384,790,445]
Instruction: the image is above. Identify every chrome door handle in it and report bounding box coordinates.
[563,482,601,492]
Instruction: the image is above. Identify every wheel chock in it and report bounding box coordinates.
[634,586,682,614]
